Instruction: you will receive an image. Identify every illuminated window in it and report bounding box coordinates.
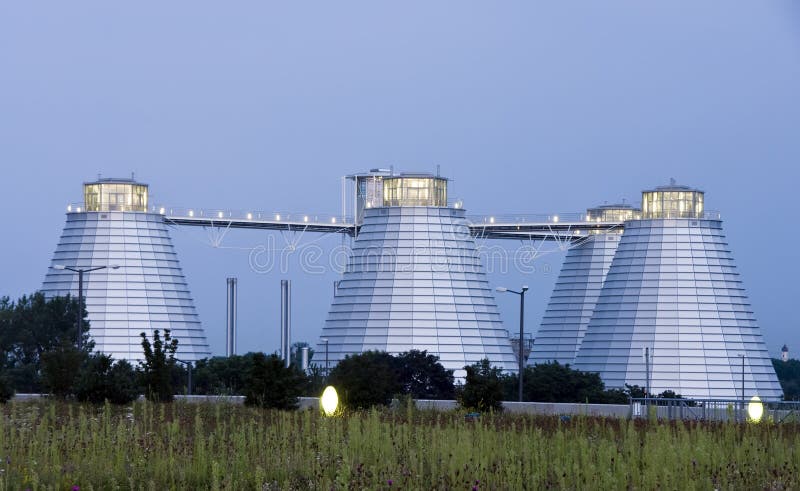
[586,205,640,222]
[84,179,149,212]
[641,185,704,219]
[382,176,447,207]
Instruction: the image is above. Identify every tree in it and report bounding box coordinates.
[773,358,800,400]
[74,354,139,404]
[395,350,455,400]
[0,371,13,403]
[625,384,647,399]
[594,388,629,404]
[243,353,307,409]
[304,364,327,397]
[194,354,258,395]
[523,362,606,403]
[139,329,179,402]
[41,343,86,398]
[458,358,505,412]
[500,363,635,404]
[0,293,92,392]
[329,351,400,409]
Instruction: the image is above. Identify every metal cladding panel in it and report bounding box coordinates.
[529,232,621,366]
[573,218,783,400]
[317,207,516,377]
[41,211,212,362]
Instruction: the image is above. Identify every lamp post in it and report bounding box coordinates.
[175,358,193,396]
[321,338,329,379]
[52,264,120,348]
[738,353,745,420]
[496,285,529,402]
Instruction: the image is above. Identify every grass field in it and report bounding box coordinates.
[0,400,797,490]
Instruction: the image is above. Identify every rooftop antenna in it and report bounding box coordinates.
[436,164,440,177]
[670,177,676,186]
[97,173,102,180]
[131,172,135,181]
[390,165,394,176]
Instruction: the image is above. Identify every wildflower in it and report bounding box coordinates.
[472,487,478,491]
[72,486,80,491]
[387,479,393,486]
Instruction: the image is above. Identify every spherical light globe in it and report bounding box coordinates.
[321,386,339,416]
[747,396,764,423]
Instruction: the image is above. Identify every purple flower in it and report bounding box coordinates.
[72,486,80,491]
[388,479,393,486]
[472,487,478,491]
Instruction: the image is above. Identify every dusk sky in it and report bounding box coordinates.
[1,1,798,359]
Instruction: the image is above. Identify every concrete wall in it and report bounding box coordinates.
[174,395,630,417]
[10,394,631,418]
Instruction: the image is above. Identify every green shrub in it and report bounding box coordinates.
[0,372,14,403]
[139,329,179,402]
[523,361,606,403]
[75,354,139,404]
[41,344,86,398]
[396,350,455,400]
[329,351,400,409]
[243,353,307,409]
[772,358,800,400]
[458,358,504,411]
[194,354,259,395]
[0,293,93,393]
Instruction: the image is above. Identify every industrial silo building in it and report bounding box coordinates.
[317,173,517,377]
[41,178,211,363]
[528,204,637,366]
[573,184,782,400]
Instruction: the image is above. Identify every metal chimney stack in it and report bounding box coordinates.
[226,277,237,357]
[301,346,309,373]
[280,279,291,367]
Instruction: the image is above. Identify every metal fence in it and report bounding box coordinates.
[629,398,800,423]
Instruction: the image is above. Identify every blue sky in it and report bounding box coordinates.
[1,1,798,358]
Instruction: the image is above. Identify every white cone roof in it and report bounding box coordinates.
[318,206,516,377]
[573,218,782,399]
[41,211,211,362]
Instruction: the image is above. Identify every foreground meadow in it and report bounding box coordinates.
[0,401,797,490]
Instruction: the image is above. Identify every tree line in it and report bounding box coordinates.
[3,292,797,409]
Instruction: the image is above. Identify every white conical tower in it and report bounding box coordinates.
[318,173,516,377]
[41,178,211,362]
[529,205,637,365]
[574,184,782,399]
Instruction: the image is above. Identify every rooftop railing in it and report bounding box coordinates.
[467,210,721,225]
[65,204,354,226]
[64,204,722,225]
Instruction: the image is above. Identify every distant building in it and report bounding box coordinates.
[782,344,789,362]
[316,172,517,377]
[529,204,638,365]
[41,178,211,362]
[570,183,782,399]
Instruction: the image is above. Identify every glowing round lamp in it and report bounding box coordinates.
[747,396,764,422]
[320,386,339,416]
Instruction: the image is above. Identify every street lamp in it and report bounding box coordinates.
[320,338,329,378]
[496,285,529,402]
[738,353,746,420]
[175,358,193,396]
[51,264,121,348]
